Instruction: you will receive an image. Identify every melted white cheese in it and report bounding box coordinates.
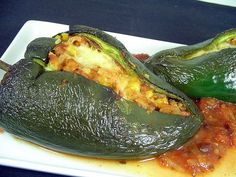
[75,45,116,70]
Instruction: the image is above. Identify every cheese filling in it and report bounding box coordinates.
[47,35,190,116]
[184,37,236,60]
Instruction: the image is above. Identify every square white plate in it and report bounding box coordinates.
[0,20,182,177]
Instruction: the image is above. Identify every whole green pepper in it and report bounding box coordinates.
[0,25,202,159]
[145,29,236,103]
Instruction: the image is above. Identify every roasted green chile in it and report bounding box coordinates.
[145,29,236,103]
[0,25,202,159]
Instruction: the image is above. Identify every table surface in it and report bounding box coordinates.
[0,0,236,176]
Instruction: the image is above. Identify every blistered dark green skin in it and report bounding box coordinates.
[145,29,236,103]
[25,37,57,60]
[0,25,203,159]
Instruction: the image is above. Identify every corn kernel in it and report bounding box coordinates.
[61,33,69,41]
[67,45,77,56]
[145,90,154,99]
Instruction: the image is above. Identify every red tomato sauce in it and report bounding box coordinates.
[157,98,236,176]
[133,53,150,61]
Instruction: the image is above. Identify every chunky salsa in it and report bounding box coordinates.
[157,98,236,176]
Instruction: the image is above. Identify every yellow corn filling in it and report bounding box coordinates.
[47,35,190,116]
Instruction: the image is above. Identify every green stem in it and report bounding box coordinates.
[0,60,11,72]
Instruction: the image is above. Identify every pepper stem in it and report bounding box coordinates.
[0,60,11,72]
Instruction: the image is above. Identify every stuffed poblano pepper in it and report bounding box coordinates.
[0,25,202,159]
[145,29,236,103]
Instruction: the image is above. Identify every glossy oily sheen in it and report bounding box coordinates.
[145,29,236,103]
[0,25,202,159]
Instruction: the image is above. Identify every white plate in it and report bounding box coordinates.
[0,20,182,177]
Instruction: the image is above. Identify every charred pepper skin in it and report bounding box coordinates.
[145,29,236,103]
[0,25,203,159]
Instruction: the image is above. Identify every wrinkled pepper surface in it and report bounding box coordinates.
[0,25,203,159]
[145,29,236,103]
